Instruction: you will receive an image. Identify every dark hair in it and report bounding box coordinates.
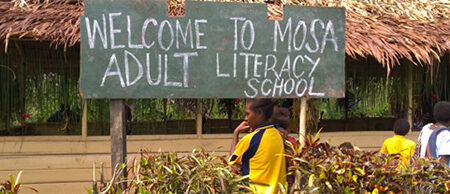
[338,142,354,150]
[271,107,290,129]
[434,101,450,124]
[247,99,278,121]
[393,119,410,136]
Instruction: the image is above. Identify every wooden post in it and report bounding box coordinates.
[82,99,88,140]
[408,65,413,133]
[299,97,308,146]
[110,99,127,178]
[196,99,203,137]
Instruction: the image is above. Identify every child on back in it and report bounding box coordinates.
[380,119,416,166]
[271,107,297,191]
[271,107,298,152]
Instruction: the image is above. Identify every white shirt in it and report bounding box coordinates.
[419,123,434,157]
[436,129,450,158]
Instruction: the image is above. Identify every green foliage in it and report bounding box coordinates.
[90,136,450,194]
[318,99,344,119]
[0,60,25,128]
[93,149,248,193]
[26,73,82,123]
[135,149,242,193]
[288,135,450,193]
[319,76,404,119]
[217,99,246,120]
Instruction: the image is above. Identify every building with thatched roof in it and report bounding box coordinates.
[0,0,449,133]
[2,0,448,69]
[0,0,449,192]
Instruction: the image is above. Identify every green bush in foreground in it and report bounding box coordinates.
[92,136,449,193]
[132,149,247,193]
[91,149,248,194]
[289,134,450,193]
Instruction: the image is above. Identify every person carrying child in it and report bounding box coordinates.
[229,99,287,193]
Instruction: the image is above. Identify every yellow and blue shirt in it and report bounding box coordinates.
[380,135,416,165]
[229,124,287,193]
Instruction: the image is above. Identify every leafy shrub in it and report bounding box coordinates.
[92,136,449,193]
[133,149,246,193]
[93,149,248,193]
[288,135,450,193]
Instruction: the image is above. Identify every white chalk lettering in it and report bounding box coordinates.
[264,54,278,79]
[292,55,305,79]
[141,18,157,49]
[158,20,174,51]
[127,16,143,49]
[109,13,125,49]
[273,18,292,52]
[240,20,255,50]
[163,54,182,87]
[278,55,291,78]
[261,79,272,96]
[244,78,259,98]
[229,17,246,51]
[253,54,262,78]
[284,78,295,95]
[295,79,307,97]
[216,53,230,77]
[308,77,325,96]
[239,53,255,79]
[101,54,125,87]
[293,20,307,51]
[320,20,338,53]
[272,78,284,97]
[173,52,198,87]
[145,53,161,85]
[176,19,194,49]
[124,50,144,86]
[194,19,207,49]
[305,19,324,53]
[233,53,237,77]
[85,15,108,49]
[305,56,320,77]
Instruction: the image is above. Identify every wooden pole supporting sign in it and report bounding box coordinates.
[109,99,127,179]
[196,99,203,138]
[299,97,308,146]
[81,99,88,140]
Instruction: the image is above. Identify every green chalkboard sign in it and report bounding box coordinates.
[81,0,345,98]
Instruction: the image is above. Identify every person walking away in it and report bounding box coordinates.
[229,99,287,193]
[425,101,450,166]
[380,119,416,166]
[417,122,434,157]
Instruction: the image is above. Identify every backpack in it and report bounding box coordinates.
[426,127,450,159]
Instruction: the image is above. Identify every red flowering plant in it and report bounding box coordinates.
[21,113,30,124]
[431,94,439,100]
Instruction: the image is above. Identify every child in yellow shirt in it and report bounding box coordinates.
[380,119,416,166]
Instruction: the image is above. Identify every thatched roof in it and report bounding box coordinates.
[0,0,82,49]
[0,0,449,75]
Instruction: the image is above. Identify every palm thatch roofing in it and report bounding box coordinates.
[0,0,449,75]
